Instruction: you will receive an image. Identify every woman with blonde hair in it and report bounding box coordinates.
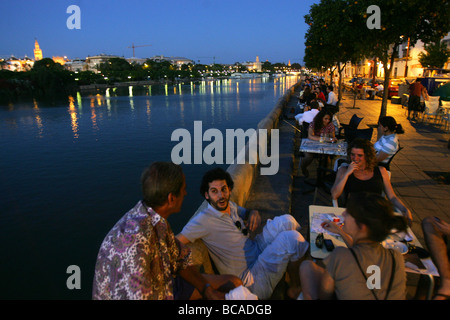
[331,138,412,225]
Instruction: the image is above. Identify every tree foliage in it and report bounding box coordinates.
[419,41,450,69]
[303,0,450,118]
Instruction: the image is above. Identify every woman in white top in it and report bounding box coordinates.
[374,116,404,166]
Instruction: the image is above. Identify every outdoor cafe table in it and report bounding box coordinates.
[299,138,347,157]
[300,138,347,193]
[309,205,439,298]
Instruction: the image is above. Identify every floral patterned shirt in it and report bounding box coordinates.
[309,121,335,136]
[92,201,192,300]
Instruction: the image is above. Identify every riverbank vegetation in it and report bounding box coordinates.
[0,57,301,105]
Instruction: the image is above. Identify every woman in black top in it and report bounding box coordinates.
[331,138,412,225]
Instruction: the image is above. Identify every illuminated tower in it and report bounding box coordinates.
[34,39,43,61]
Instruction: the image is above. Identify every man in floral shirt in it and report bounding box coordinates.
[92,162,240,300]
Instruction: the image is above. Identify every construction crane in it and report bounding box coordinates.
[197,56,219,64]
[127,43,152,57]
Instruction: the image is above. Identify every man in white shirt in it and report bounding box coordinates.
[177,168,309,300]
[295,101,320,125]
[326,86,338,106]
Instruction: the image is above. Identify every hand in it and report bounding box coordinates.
[347,161,360,174]
[434,217,450,237]
[403,209,413,227]
[246,210,261,232]
[321,220,342,235]
[204,286,225,300]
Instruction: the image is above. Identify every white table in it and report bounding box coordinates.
[300,138,347,157]
[309,205,347,259]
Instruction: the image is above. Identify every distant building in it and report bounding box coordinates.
[242,56,262,72]
[52,56,68,66]
[34,39,43,61]
[65,59,87,72]
[148,55,194,68]
[126,57,147,65]
[2,56,34,71]
[85,54,122,72]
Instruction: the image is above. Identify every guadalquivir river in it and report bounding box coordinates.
[0,76,299,299]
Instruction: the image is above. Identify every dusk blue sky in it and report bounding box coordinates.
[0,0,319,65]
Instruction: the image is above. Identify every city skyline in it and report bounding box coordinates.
[0,0,319,65]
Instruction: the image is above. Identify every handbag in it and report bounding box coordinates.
[349,248,396,300]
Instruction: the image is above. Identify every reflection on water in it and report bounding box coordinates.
[68,96,79,139]
[4,77,301,143]
[0,76,300,299]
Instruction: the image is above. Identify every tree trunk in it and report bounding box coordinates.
[379,43,399,120]
[337,62,346,102]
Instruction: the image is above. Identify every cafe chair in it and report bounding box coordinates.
[343,126,373,144]
[313,158,348,205]
[301,122,310,139]
[422,96,441,123]
[378,146,404,171]
[338,114,363,139]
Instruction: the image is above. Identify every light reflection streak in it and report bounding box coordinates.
[129,86,135,110]
[33,99,44,138]
[146,99,151,126]
[68,96,79,139]
[90,97,98,131]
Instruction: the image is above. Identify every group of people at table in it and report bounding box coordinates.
[90,79,450,300]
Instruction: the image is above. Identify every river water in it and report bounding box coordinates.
[0,76,299,299]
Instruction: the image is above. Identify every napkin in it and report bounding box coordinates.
[225,285,258,300]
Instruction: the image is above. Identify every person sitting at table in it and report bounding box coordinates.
[295,100,320,125]
[299,192,408,300]
[300,110,337,177]
[326,86,338,107]
[330,138,412,225]
[374,116,404,167]
[422,216,450,300]
[316,87,327,104]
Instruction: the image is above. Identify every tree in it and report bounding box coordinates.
[355,0,450,118]
[419,40,450,69]
[304,0,450,119]
[304,0,366,102]
[30,57,76,102]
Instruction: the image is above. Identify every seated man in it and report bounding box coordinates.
[93,162,241,300]
[177,168,309,299]
[295,100,320,125]
[326,85,338,106]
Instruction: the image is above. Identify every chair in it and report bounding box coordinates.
[301,121,310,139]
[343,126,373,144]
[313,158,349,205]
[339,114,363,139]
[440,101,450,132]
[378,146,404,171]
[422,96,441,123]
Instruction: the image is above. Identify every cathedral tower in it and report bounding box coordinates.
[34,39,43,61]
